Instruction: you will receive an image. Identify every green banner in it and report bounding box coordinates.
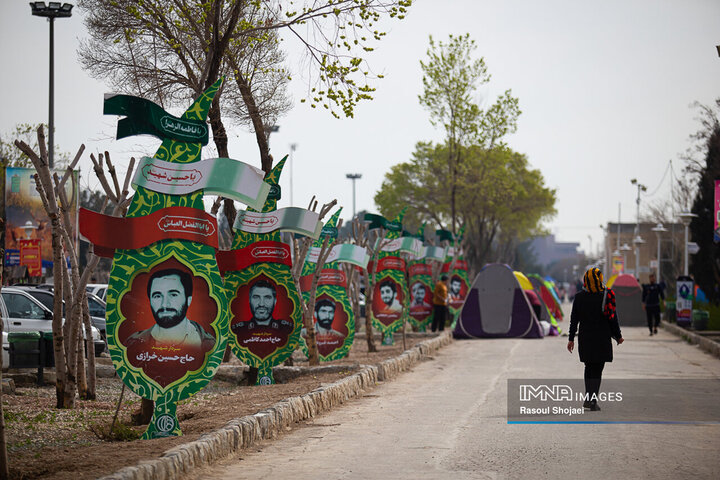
[104,94,209,144]
[365,213,402,232]
[104,80,227,440]
[435,229,453,242]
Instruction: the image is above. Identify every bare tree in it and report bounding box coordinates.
[14,128,133,408]
[0,220,9,479]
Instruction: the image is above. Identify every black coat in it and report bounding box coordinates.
[569,289,622,363]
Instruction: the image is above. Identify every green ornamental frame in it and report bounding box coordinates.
[225,159,302,384]
[371,209,408,345]
[300,209,355,361]
[106,80,229,439]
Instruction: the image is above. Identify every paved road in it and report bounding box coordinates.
[189,321,720,480]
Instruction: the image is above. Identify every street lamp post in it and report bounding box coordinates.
[345,173,362,217]
[633,235,645,280]
[678,212,698,276]
[620,243,632,274]
[651,223,667,280]
[30,2,73,169]
[289,143,297,205]
[630,178,647,238]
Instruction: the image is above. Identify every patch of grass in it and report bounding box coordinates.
[89,420,141,442]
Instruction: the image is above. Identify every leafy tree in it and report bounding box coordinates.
[688,99,720,303]
[375,143,556,272]
[1,123,70,168]
[78,0,411,172]
[418,34,520,233]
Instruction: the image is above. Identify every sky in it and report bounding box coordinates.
[1,0,719,258]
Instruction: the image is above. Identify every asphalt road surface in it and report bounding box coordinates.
[189,321,720,480]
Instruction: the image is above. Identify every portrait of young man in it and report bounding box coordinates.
[313,298,344,338]
[232,279,294,335]
[124,268,215,352]
[377,279,403,314]
[122,266,217,387]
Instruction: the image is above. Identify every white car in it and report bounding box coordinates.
[2,331,8,368]
[85,284,108,301]
[1,287,104,368]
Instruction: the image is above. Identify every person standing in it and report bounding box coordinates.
[567,268,624,411]
[431,274,449,332]
[642,273,665,336]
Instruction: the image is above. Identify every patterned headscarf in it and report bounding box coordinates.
[583,267,605,293]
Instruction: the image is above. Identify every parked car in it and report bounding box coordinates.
[359,292,366,318]
[86,284,108,301]
[16,287,107,336]
[2,331,7,368]
[0,287,105,360]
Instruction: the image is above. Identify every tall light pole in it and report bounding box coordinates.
[651,223,667,280]
[630,178,647,238]
[633,234,645,280]
[289,143,297,206]
[345,173,362,217]
[620,243,632,274]
[30,2,73,169]
[678,212,697,276]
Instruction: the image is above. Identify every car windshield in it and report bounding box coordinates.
[2,292,47,319]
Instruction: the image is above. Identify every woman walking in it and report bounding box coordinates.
[567,268,624,411]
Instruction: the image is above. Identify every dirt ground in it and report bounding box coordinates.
[3,334,429,480]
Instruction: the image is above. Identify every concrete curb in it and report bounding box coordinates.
[661,320,720,359]
[100,330,453,480]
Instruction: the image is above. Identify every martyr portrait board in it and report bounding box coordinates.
[407,262,433,331]
[220,159,303,385]
[100,81,233,439]
[299,209,355,362]
[369,210,408,345]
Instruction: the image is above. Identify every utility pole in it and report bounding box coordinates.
[289,143,297,206]
[345,173,362,217]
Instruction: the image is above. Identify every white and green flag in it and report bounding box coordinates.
[234,207,322,239]
[420,245,447,261]
[377,236,422,256]
[306,244,370,268]
[133,156,269,211]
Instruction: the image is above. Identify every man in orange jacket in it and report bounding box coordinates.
[431,274,449,332]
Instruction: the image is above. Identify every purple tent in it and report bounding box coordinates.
[453,263,545,339]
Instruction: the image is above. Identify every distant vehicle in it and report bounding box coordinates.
[15,287,107,336]
[359,292,366,318]
[86,284,107,301]
[0,287,105,359]
[2,331,7,368]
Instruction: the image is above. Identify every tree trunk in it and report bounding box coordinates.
[0,245,10,480]
[61,264,80,409]
[208,97,229,158]
[132,398,154,426]
[303,307,320,366]
[50,216,67,408]
[75,327,88,400]
[232,68,273,173]
[82,295,97,400]
[364,267,377,353]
